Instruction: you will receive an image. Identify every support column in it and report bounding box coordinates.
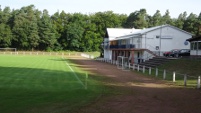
[112,50,115,60]
[131,51,134,64]
[115,51,117,60]
[125,50,128,57]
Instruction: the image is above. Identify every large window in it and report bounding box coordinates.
[190,42,194,50]
[198,42,201,50]
[191,41,201,50]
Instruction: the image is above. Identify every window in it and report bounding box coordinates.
[190,42,194,50]
[180,50,185,53]
[156,35,160,38]
[198,42,201,50]
[194,42,198,50]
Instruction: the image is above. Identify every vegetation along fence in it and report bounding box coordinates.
[96,58,201,89]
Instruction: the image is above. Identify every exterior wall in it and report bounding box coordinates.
[104,49,112,60]
[103,38,112,60]
[130,36,142,48]
[190,50,201,56]
[144,26,191,55]
[104,25,192,60]
[133,51,143,64]
[190,41,201,55]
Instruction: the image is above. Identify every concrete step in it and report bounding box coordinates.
[139,57,177,68]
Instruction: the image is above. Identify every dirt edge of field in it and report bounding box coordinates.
[69,57,201,113]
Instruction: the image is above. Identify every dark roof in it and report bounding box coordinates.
[187,36,201,42]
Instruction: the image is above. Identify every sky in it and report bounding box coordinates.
[0,0,200,18]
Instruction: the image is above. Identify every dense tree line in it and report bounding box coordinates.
[0,5,200,51]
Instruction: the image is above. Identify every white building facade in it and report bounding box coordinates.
[187,36,201,56]
[103,25,192,64]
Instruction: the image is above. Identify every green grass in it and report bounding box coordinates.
[0,55,103,113]
[159,58,201,76]
[138,58,200,88]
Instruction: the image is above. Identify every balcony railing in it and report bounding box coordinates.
[104,45,109,49]
[109,44,135,49]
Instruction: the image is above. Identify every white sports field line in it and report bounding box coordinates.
[62,57,85,88]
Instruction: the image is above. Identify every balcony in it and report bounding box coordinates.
[110,44,135,49]
[104,45,109,49]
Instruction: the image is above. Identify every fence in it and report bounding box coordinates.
[0,51,95,59]
[96,58,201,89]
[0,51,82,56]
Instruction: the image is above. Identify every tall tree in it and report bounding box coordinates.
[149,10,162,27]
[0,7,12,47]
[38,9,59,51]
[162,10,174,25]
[196,12,201,36]
[133,9,148,28]
[174,12,187,29]
[183,13,198,35]
[124,9,148,28]
[65,22,84,51]
[12,5,39,50]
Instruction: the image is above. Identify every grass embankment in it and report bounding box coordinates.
[0,55,103,113]
[142,58,201,88]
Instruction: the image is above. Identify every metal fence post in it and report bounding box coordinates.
[133,64,135,70]
[137,65,140,72]
[149,67,151,75]
[173,71,176,82]
[143,66,145,73]
[163,69,166,80]
[155,68,158,77]
[184,74,187,86]
[197,76,200,89]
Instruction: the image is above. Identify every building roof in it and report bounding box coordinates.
[104,28,141,40]
[187,36,201,42]
[116,24,192,40]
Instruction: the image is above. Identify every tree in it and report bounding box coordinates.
[174,12,187,30]
[0,7,12,47]
[183,13,198,35]
[0,23,12,47]
[12,5,40,50]
[65,22,84,51]
[196,12,201,36]
[149,10,162,27]
[38,9,59,51]
[133,9,148,28]
[162,10,174,25]
[124,9,148,28]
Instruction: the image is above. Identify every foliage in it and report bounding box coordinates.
[0,5,200,52]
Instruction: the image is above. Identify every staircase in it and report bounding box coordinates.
[145,49,158,57]
[139,57,177,68]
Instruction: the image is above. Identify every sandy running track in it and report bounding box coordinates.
[70,58,201,113]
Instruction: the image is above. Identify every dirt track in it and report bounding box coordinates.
[71,58,201,113]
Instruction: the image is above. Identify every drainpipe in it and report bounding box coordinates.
[159,25,162,56]
[145,34,147,49]
[197,41,198,56]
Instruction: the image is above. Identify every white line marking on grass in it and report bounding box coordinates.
[63,58,85,88]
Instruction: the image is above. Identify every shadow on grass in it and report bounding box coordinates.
[0,66,103,113]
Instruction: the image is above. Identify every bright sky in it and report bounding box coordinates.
[0,0,200,18]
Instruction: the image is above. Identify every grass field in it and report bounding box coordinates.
[0,55,103,113]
